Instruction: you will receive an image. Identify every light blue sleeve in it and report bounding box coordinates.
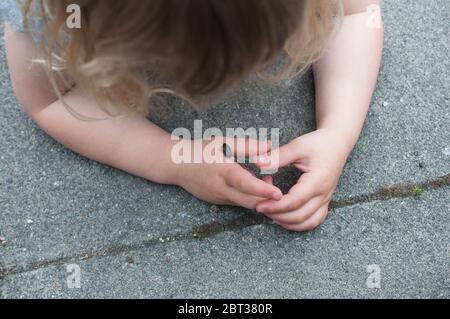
[0,0,25,32]
[0,0,42,37]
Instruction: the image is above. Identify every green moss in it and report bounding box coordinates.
[410,186,423,197]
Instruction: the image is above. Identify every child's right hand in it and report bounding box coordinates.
[174,137,283,209]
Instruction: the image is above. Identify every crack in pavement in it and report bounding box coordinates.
[1,173,449,278]
[330,173,449,208]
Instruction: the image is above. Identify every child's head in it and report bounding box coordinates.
[22,0,341,117]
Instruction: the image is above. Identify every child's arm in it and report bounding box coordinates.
[4,23,181,185]
[5,23,282,208]
[314,0,384,149]
[254,0,384,231]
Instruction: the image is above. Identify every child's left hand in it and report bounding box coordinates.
[254,128,351,232]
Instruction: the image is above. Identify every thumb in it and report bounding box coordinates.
[253,141,300,172]
[261,175,273,185]
[224,137,272,158]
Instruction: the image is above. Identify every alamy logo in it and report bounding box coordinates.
[366,4,383,29]
[366,264,381,289]
[66,4,81,29]
[171,120,279,170]
[66,263,81,289]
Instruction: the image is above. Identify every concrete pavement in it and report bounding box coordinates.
[0,0,449,298]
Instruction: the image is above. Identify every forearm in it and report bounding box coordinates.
[31,86,179,185]
[313,6,384,155]
[4,23,178,185]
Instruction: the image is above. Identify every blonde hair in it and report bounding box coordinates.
[20,0,342,119]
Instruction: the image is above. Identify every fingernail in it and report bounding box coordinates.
[258,155,270,164]
[257,206,266,213]
[272,191,282,201]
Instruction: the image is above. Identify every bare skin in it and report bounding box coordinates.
[4,0,383,231]
[255,0,384,231]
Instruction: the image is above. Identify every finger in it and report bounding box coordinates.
[224,137,272,158]
[261,175,273,185]
[277,205,329,232]
[252,140,300,171]
[227,167,282,200]
[265,196,323,225]
[226,188,268,210]
[256,173,319,214]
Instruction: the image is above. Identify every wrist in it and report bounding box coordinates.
[317,115,365,148]
[316,126,358,159]
[141,137,184,186]
[162,138,193,187]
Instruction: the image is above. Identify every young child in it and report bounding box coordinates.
[1,0,383,232]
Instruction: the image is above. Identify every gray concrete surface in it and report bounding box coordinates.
[2,188,449,299]
[0,0,449,298]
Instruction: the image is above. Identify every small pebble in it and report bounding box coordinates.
[209,205,220,213]
[222,143,232,158]
[126,255,134,264]
[443,147,450,156]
